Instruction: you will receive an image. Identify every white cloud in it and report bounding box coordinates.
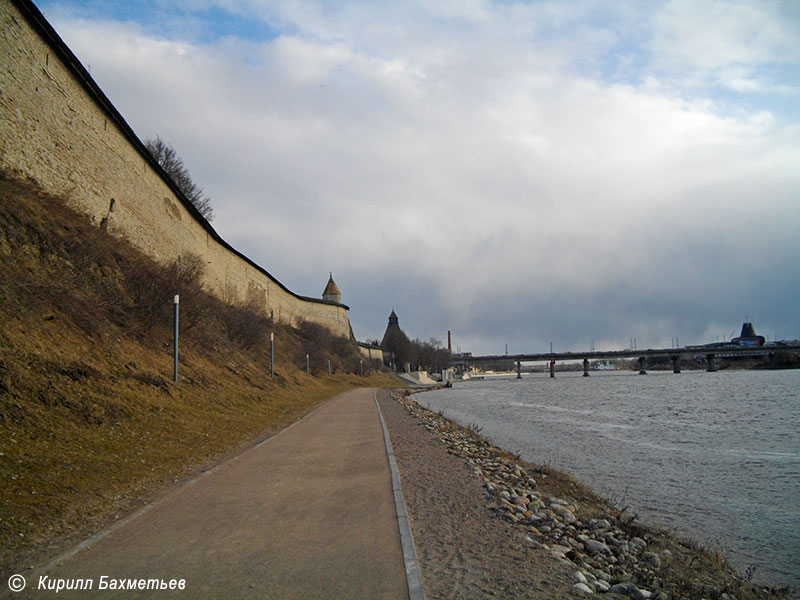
[650,0,800,93]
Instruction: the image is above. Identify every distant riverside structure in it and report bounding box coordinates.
[732,322,765,347]
[322,273,341,304]
[691,321,767,349]
[380,310,411,371]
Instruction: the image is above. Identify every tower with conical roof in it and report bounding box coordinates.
[380,309,411,370]
[322,273,341,304]
[381,310,401,348]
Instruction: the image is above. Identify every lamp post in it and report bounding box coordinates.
[173,295,179,383]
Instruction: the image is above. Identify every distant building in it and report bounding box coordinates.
[322,273,341,304]
[693,321,767,349]
[731,322,765,347]
[380,310,411,371]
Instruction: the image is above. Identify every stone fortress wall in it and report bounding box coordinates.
[1,0,351,339]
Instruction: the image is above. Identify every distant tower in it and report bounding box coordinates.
[381,309,401,348]
[380,309,411,371]
[322,273,341,304]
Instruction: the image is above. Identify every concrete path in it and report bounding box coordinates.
[20,388,409,599]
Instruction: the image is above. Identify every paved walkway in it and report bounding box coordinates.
[21,388,410,599]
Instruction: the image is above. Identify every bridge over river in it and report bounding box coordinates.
[451,344,800,378]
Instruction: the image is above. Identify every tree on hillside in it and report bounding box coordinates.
[145,136,213,221]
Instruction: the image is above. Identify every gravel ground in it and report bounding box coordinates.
[377,389,576,599]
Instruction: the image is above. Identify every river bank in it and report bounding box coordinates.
[382,388,790,599]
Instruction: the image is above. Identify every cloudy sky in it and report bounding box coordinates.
[38,0,799,354]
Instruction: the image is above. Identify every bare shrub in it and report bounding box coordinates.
[163,253,208,333]
[118,256,171,333]
[220,302,272,350]
[295,319,365,375]
[119,253,207,335]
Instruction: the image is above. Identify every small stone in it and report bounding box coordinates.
[552,504,577,523]
[601,532,620,545]
[594,580,611,593]
[573,571,589,584]
[609,583,646,599]
[594,571,612,583]
[642,551,661,569]
[566,548,577,561]
[584,539,611,556]
[573,582,594,594]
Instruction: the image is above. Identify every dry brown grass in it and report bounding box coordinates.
[0,172,398,573]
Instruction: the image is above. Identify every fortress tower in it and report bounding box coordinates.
[381,310,402,348]
[322,273,341,304]
[380,309,412,370]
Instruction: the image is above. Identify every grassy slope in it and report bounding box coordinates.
[0,173,398,572]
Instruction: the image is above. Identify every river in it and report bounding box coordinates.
[418,368,799,592]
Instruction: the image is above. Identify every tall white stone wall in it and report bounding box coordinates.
[0,0,351,338]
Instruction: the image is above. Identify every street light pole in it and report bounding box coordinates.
[173,295,179,383]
